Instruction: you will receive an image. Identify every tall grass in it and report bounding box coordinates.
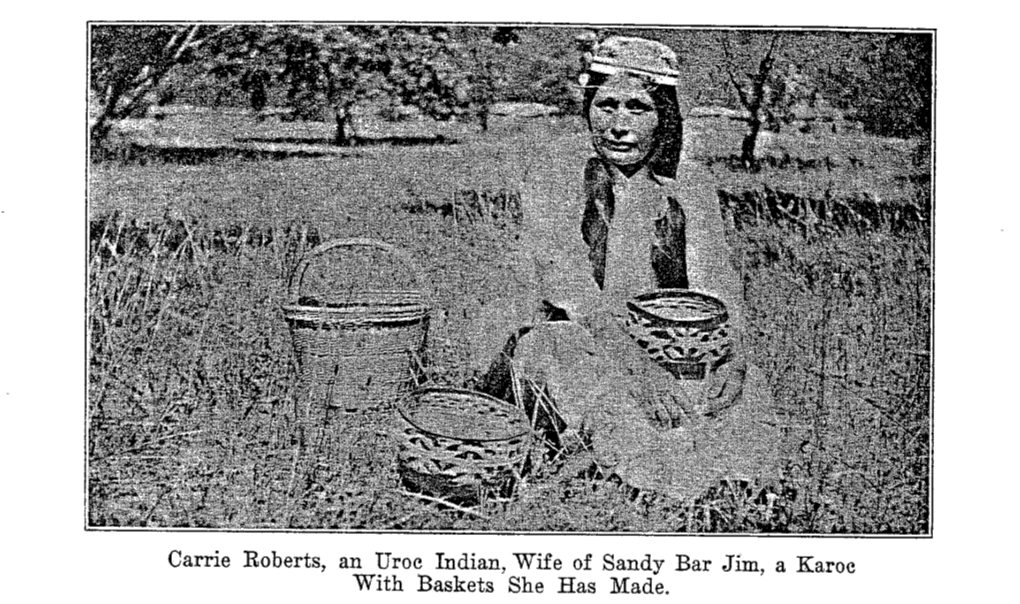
[734,224,930,532]
[88,122,930,532]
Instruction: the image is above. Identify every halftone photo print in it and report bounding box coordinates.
[87,23,932,534]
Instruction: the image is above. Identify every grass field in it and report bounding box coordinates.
[87,109,931,532]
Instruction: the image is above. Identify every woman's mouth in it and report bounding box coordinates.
[601,140,637,152]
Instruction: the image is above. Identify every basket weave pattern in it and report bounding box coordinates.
[625,289,734,380]
[397,388,532,501]
[283,239,429,412]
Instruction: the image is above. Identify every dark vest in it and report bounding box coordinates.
[580,157,689,291]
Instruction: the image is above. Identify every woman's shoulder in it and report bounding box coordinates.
[650,161,720,214]
[654,160,718,195]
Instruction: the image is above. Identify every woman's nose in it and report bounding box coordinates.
[610,124,628,138]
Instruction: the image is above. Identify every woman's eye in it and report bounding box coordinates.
[625,100,653,113]
[595,99,617,111]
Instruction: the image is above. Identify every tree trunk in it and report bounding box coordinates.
[333,107,354,146]
[741,118,761,171]
[89,118,114,160]
[479,105,490,132]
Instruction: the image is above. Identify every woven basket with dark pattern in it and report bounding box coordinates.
[283,239,429,413]
[397,388,533,503]
[625,289,734,380]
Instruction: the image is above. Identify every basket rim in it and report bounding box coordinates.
[282,287,430,321]
[281,301,430,315]
[626,288,729,330]
[397,387,532,443]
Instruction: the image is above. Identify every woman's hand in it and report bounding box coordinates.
[701,358,747,416]
[652,357,747,424]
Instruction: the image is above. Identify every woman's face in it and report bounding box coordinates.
[589,76,659,167]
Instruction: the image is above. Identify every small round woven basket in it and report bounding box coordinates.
[282,238,430,413]
[396,388,533,504]
[625,289,734,380]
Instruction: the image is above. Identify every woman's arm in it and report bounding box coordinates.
[653,162,745,348]
[678,188,745,331]
[663,169,749,415]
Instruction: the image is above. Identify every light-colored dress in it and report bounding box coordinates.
[473,158,781,499]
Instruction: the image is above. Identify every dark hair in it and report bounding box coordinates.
[581,72,683,179]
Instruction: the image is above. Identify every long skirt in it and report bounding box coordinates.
[481,319,783,500]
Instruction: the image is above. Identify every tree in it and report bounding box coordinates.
[395,26,581,133]
[502,28,585,114]
[448,27,512,132]
[705,31,932,164]
[445,26,577,131]
[207,25,465,146]
[89,24,235,151]
[814,33,932,139]
[718,31,782,169]
[213,25,584,142]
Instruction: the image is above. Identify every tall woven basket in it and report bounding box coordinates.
[283,238,430,415]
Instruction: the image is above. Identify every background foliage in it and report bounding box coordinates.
[91,25,932,154]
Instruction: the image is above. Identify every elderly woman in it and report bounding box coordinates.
[475,36,781,500]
